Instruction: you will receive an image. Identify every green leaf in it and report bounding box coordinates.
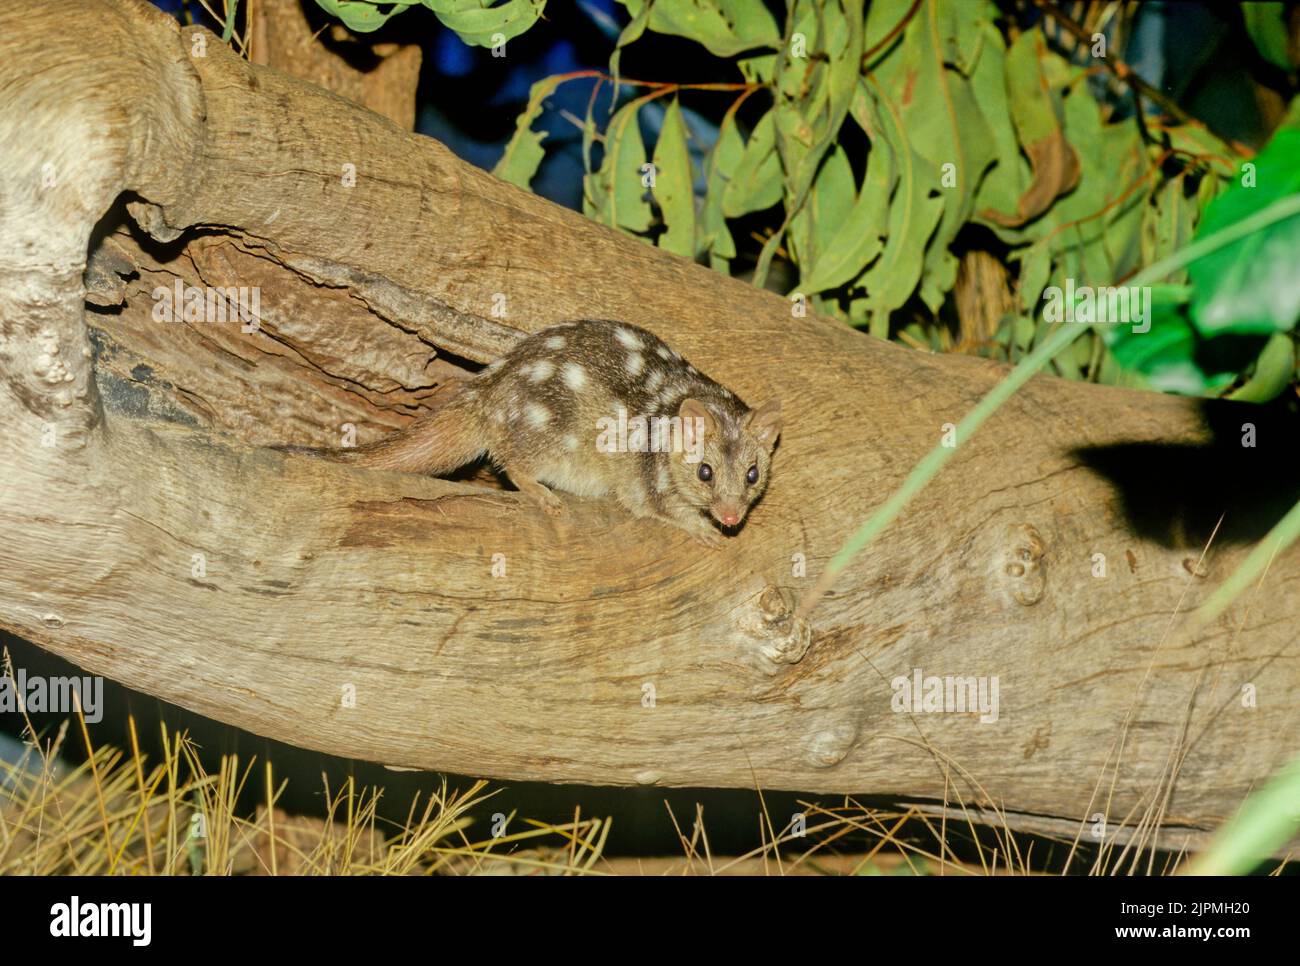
[1100,290,1209,394]
[801,189,1300,638]
[315,0,546,42]
[1243,1,1292,72]
[423,0,547,47]
[979,29,1080,229]
[737,53,777,84]
[1142,174,1196,285]
[699,105,745,264]
[867,0,999,312]
[312,0,413,32]
[584,96,655,233]
[852,78,944,335]
[721,110,783,218]
[756,0,864,286]
[791,143,854,269]
[1227,332,1297,402]
[969,22,1030,236]
[1100,285,1262,396]
[492,75,563,189]
[800,140,893,293]
[1190,114,1300,337]
[1017,238,1051,313]
[618,0,781,57]
[610,0,652,83]
[652,98,697,257]
[776,0,864,219]
[1164,121,1242,180]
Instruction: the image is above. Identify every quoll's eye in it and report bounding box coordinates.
[697,463,713,483]
[746,464,759,486]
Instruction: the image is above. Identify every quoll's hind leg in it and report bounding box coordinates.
[504,465,565,517]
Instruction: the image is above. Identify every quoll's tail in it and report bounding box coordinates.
[336,385,487,476]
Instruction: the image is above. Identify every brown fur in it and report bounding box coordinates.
[340,320,781,547]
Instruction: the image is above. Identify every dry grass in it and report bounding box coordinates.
[0,719,1216,877]
[1,705,1287,875]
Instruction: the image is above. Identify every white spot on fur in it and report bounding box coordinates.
[658,384,685,407]
[565,435,579,450]
[615,327,643,350]
[525,403,551,428]
[656,345,672,360]
[645,369,664,393]
[545,335,566,350]
[562,362,588,391]
[625,352,644,377]
[527,359,554,382]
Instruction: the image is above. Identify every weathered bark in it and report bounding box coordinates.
[249,0,422,130]
[1,0,1296,853]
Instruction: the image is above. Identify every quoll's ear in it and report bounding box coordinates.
[745,399,782,447]
[678,397,715,427]
[679,397,717,443]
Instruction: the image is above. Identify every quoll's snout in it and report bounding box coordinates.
[714,505,743,528]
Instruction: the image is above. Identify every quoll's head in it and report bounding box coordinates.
[674,397,782,529]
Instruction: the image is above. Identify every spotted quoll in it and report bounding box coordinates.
[340,320,782,547]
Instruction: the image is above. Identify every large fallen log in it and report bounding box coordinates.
[1,0,1296,852]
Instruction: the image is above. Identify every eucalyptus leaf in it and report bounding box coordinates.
[979,29,1079,228]
[1227,332,1297,402]
[801,137,893,293]
[618,0,781,57]
[586,96,655,233]
[312,0,413,32]
[492,75,562,188]
[721,110,783,218]
[869,0,998,312]
[699,106,745,264]
[852,78,944,335]
[652,98,697,257]
[423,0,547,47]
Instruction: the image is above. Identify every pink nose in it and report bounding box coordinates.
[717,510,741,527]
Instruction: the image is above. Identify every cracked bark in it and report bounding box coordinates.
[1,0,1297,854]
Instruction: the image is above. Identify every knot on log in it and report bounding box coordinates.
[805,717,859,768]
[996,523,1047,606]
[735,584,812,675]
[33,329,76,388]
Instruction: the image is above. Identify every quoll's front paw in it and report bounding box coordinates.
[692,526,727,550]
[540,492,565,517]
